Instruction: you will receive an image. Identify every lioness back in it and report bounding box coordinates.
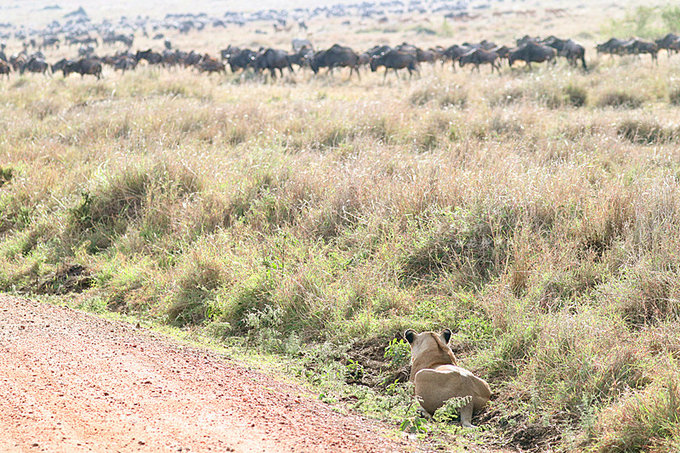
[414,364,491,415]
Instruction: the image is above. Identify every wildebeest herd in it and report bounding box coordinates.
[0,32,676,82]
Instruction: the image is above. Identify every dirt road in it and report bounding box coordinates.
[0,295,411,452]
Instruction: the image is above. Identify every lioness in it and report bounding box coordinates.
[405,328,491,427]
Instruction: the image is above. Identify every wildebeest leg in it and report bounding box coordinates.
[355,66,361,81]
[383,68,388,82]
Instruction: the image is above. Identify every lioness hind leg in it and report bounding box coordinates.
[459,401,475,428]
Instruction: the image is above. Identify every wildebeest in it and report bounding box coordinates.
[102,33,133,48]
[492,45,511,60]
[656,33,680,57]
[20,57,50,75]
[251,48,294,78]
[287,47,313,68]
[63,58,102,79]
[51,58,72,73]
[623,38,659,63]
[405,329,491,427]
[543,36,586,69]
[10,53,26,72]
[516,35,540,47]
[135,49,163,65]
[310,44,361,79]
[442,44,472,69]
[370,49,418,80]
[0,60,10,78]
[67,35,98,47]
[459,48,501,73]
[113,56,137,73]
[596,38,629,56]
[222,46,256,73]
[508,42,556,69]
[41,36,60,50]
[291,38,313,53]
[198,55,226,73]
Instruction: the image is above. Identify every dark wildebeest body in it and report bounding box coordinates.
[252,48,294,78]
[287,47,313,68]
[516,35,540,47]
[21,57,50,75]
[64,58,102,79]
[366,45,392,58]
[135,49,163,65]
[596,38,629,56]
[508,42,556,69]
[51,58,72,73]
[370,49,418,80]
[543,36,587,69]
[459,48,501,73]
[462,40,497,51]
[416,48,437,64]
[656,33,680,56]
[10,54,26,72]
[42,36,60,50]
[0,60,10,78]
[492,45,511,60]
[198,55,226,73]
[442,44,472,70]
[623,38,658,63]
[113,56,137,73]
[310,44,361,79]
[224,47,256,73]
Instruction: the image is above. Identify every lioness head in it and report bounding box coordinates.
[404,329,457,381]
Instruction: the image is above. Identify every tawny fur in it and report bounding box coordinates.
[405,329,491,427]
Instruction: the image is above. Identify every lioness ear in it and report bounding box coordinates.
[441,328,452,344]
[404,329,416,344]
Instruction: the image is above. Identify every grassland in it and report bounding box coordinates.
[3,4,680,451]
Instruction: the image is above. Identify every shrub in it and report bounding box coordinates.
[599,270,680,327]
[167,249,228,326]
[0,166,14,187]
[409,86,466,108]
[669,88,680,106]
[490,86,525,106]
[617,119,675,144]
[597,91,644,109]
[592,375,680,452]
[66,163,200,252]
[564,84,588,107]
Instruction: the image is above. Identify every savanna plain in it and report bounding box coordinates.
[2,1,680,451]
